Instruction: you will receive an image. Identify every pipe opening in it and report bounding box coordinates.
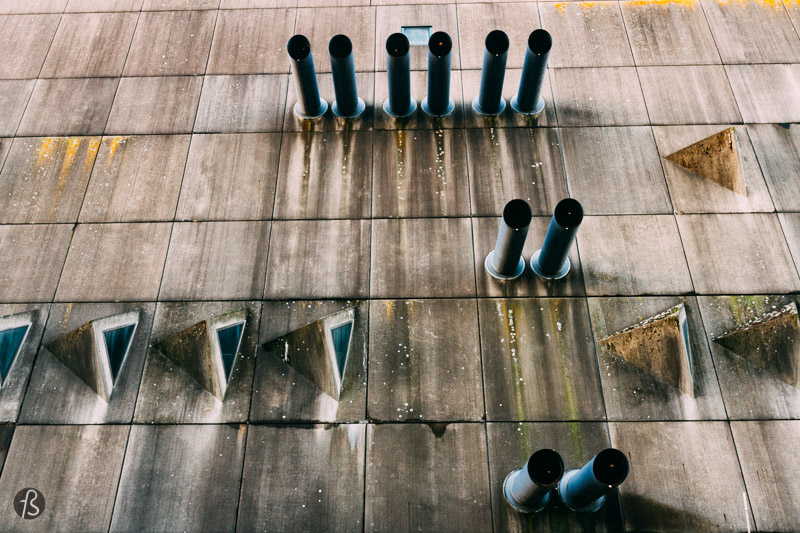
[428,31,452,57]
[503,199,533,230]
[288,34,311,61]
[554,198,583,228]
[526,449,564,486]
[485,30,510,55]
[329,34,352,59]
[593,448,629,487]
[529,29,552,55]
[386,33,410,57]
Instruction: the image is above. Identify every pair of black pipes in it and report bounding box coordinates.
[505,448,630,514]
[487,198,584,281]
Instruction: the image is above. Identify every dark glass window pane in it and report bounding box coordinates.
[217,322,244,382]
[331,322,353,377]
[0,325,29,383]
[103,324,136,383]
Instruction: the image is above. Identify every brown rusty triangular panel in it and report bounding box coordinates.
[666,127,747,196]
[715,302,800,390]
[600,304,694,397]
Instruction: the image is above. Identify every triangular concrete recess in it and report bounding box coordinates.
[666,127,747,196]
[600,304,694,397]
[715,302,800,390]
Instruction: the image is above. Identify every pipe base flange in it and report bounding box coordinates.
[472,95,506,117]
[332,97,366,120]
[485,252,525,281]
[530,250,570,280]
[383,98,417,118]
[503,469,551,514]
[556,469,606,513]
[510,95,545,116]
[421,97,455,118]
[293,98,328,120]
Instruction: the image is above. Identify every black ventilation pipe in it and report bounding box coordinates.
[511,29,552,116]
[329,34,365,119]
[531,198,583,280]
[504,449,564,513]
[287,34,327,119]
[384,33,416,118]
[485,199,532,280]
[473,30,509,116]
[558,448,630,512]
[422,31,454,117]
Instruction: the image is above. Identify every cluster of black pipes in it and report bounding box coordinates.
[287,28,552,120]
[504,448,630,514]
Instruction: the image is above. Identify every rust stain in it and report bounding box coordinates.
[106,136,127,163]
[36,137,56,167]
[47,138,83,221]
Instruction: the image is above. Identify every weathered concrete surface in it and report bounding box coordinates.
[370,218,475,298]
[665,127,746,196]
[194,74,289,133]
[479,298,605,421]
[122,10,216,76]
[561,126,671,215]
[0,80,34,136]
[368,300,483,421]
[80,135,191,222]
[365,423,491,533]
[110,424,246,533]
[726,64,800,123]
[639,66,743,125]
[266,220,371,299]
[487,422,624,532]
[373,70,465,131]
[376,4,460,71]
[779,213,800,276]
[372,128,470,218]
[599,303,694,397]
[460,69,557,129]
[466,127,567,217]
[472,216,585,298]
[456,2,538,69]
[698,295,800,419]
[237,424,366,532]
[0,1,67,14]
[295,6,375,73]
[206,8,295,75]
[0,424,128,533]
[578,215,694,296]
[748,123,800,211]
[0,137,11,168]
[19,302,154,424]
[715,302,800,390]
[589,297,726,421]
[135,301,258,423]
[620,0,721,65]
[677,214,800,294]
[0,224,73,303]
[17,78,119,136]
[274,131,372,220]
[0,425,11,475]
[731,420,800,532]
[611,421,753,532]
[0,14,60,79]
[160,221,271,301]
[144,0,219,9]
[177,133,280,221]
[701,0,800,64]
[55,223,172,302]
[283,72,374,132]
[254,300,367,422]
[0,304,48,423]
[551,67,649,127]
[539,1,633,67]
[105,76,203,135]
[654,125,774,213]
[40,12,138,77]
[0,136,100,224]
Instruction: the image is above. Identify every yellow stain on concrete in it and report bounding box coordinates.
[716,0,784,7]
[36,137,56,168]
[106,136,128,164]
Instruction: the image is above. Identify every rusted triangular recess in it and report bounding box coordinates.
[600,304,694,397]
[665,127,747,196]
[714,302,800,390]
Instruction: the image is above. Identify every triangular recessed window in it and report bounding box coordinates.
[217,321,245,382]
[103,324,136,383]
[331,321,353,377]
[0,325,29,384]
